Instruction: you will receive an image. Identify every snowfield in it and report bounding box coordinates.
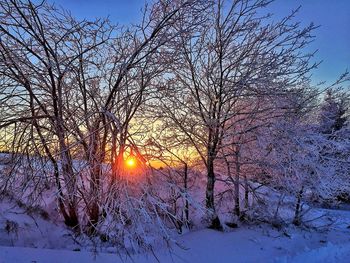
[1,163,350,263]
[1,226,350,263]
[1,200,350,263]
[1,155,350,262]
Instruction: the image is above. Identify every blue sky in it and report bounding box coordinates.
[52,0,349,86]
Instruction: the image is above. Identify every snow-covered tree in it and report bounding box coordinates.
[0,0,207,251]
[319,89,349,134]
[156,0,318,229]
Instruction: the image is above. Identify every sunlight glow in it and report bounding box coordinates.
[125,156,136,168]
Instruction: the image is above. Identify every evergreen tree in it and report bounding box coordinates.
[319,89,348,134]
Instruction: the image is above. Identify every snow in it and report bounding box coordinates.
[1,222,350,262]
[2,178,350,262]
[1,154,350,262]
[277,243,350,263]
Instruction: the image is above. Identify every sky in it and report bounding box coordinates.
[51,0,349,86]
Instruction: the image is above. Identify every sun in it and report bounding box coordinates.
[125,156,137,168]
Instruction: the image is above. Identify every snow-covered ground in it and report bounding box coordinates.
[1,154,350,262]
[1,194,350,263]
[1,223,350,263]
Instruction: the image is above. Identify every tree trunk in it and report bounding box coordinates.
[206,158,215,210]
[293,186,304,226]
[244,175,249,210]
[57,131,79,229]
[33,121,79,230]
[184,162,189,225]
[87,119,108,234]
[234,149,240,217]
[206,157,222,230]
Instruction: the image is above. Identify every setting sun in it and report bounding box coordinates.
[125,156,137,168]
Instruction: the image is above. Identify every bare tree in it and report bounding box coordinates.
[157,0,318,229]
[0,0,113,228]
[0,0,207,236]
